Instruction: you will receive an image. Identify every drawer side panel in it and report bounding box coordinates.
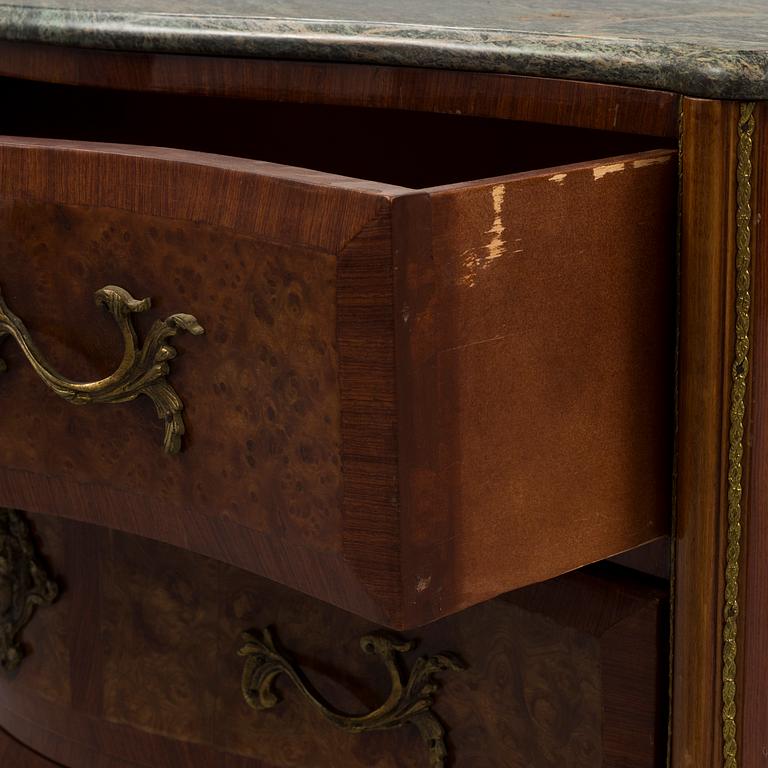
[398,151,677,622]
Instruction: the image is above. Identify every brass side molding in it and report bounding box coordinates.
[721,102,756,768]
[0,509,58,673]
[239,628,464,768]
[0,285,204,454]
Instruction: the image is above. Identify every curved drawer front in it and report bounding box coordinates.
[0,514,667,768]
[0,136,676,627]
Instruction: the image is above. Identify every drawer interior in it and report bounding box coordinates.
[0,77,674,188]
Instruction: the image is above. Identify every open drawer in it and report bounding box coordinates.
[0,87,676,628]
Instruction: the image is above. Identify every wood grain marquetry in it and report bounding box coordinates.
[0,141,676,630]
[0,32,724,768]
[0,514,668,768]
[506,564,669,768]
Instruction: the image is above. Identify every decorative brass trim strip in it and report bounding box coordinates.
[0,509,58,673]
[239,628,464,768]
[722,101,755,768]
[0,284,204,454]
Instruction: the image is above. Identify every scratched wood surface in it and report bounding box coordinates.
[394,150,677,621]
[0,140,676,629]
[0,514,667,768]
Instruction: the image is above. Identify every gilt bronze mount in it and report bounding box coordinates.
[0,284,203,454]
[720,101,756,768]
[239,627,464,768]
[0,509,58,673]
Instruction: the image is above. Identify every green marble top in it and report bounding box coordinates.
[0,1,767,98]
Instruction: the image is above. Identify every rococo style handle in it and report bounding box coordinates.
[0,285,203,454]
[239,628,464,768]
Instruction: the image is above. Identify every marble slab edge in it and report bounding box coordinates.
[0,5,766,100]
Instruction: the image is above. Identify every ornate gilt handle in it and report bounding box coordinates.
[239,628,464,768]
[0,285,204,454]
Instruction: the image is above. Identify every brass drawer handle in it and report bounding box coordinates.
[239,628,464,768]
[0,285,203,454]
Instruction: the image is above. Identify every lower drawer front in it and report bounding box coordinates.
[0,513,667,768]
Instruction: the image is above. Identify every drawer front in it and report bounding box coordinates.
[0,137,675,627]
[0,513,667,768]
[0,138,404,624]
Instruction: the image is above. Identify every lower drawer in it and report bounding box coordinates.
[0,512,668,767]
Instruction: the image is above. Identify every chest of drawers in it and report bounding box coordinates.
[0,3,766,767]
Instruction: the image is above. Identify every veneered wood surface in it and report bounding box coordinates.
[0,514,667,768]
[396,150,677,620]
[673,98,740,768]
[0,727,63,768]
[0,137,401,624]
[336,214,401,617]
[0,41,679,138]
[0,135,676,627]
[506,563,669,768]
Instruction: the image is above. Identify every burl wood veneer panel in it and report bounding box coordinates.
[0,199,343,552]
[0,138,401,625]
[395,150,677,617]
[0,515,667,768]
